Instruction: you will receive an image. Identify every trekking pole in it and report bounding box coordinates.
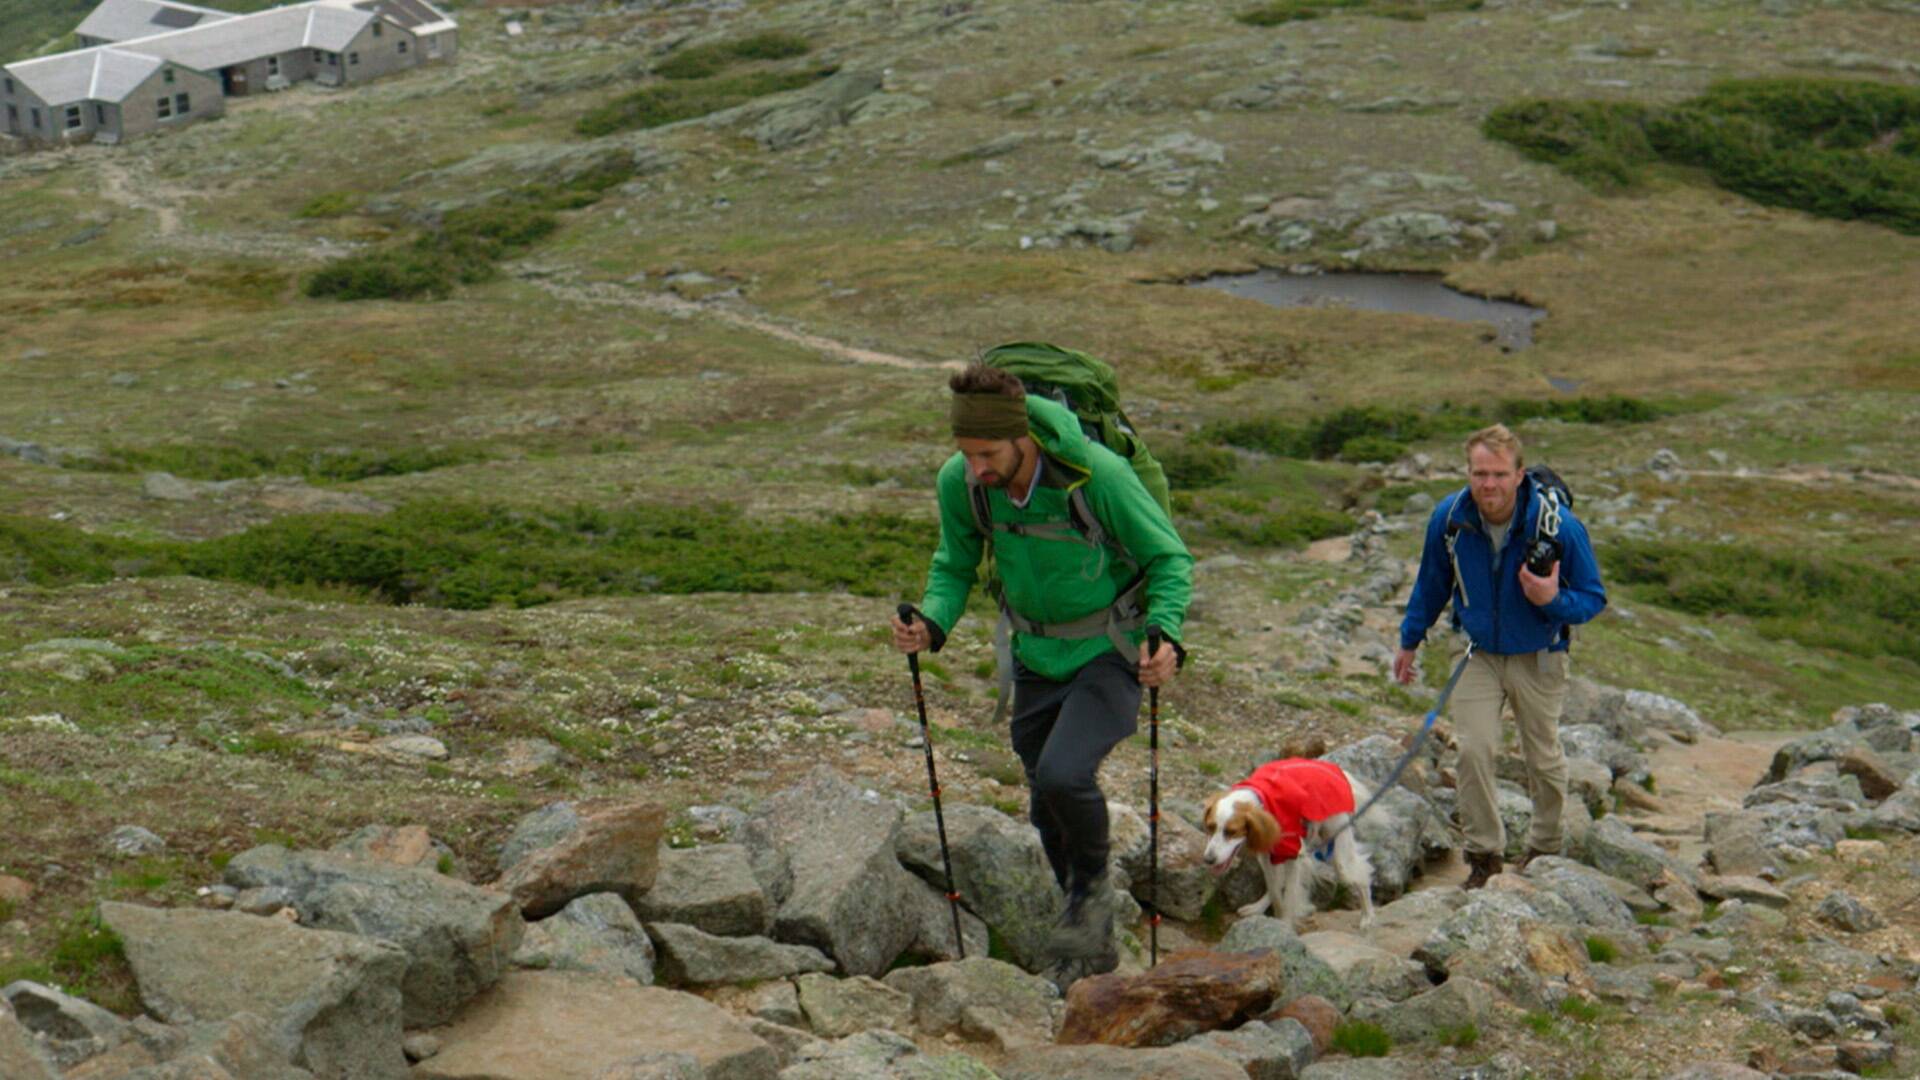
[899,604,965,959]
[1146,626,1164,968]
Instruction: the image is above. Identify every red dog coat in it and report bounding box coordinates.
[1231,758,1356,863]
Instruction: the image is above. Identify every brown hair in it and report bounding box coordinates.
[1464,423,1524,468]
[949,363,1025,399]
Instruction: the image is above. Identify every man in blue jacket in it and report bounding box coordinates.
[1394,424,1606,888]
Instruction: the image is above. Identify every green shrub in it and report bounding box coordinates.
[1585,935,1619,964]
[655,47,727,80]
[91,442,490,483]
[1604,539,1920,663]
[728,31,811,60]
[1496,394,1669,425]
[1338,435,1406,463]
[656,31,810,78]
[1201,417,1311,458]
[1331,1020,1391,1057]
[1158,442,1240,488]
[1485,78,1920,233]
[1523,1010,1555,1035]
[577,68,835,137]
[303,247,463,301]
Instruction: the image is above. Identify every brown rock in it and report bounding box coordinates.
[335,825,441,870]
[1264,994,1338,1054]
[1837,1040,1896,1073]
[0,875,33,905]
[1056,949,1284,1048]
[412,971,776,1080]
[1838,748,1901,802]
[492,801,666,919]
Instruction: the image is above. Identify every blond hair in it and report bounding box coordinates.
[1465,423,1523,468]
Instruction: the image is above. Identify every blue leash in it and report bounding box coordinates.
[1324,646,1474,846]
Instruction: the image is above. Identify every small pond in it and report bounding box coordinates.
[1189,269,1548,351]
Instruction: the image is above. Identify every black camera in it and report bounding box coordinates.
[1524,534,1562,577]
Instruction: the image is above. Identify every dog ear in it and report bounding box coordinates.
[1241,805,1281,856]
[1202,797,1219,833]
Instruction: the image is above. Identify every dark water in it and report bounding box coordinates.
[1190,269,1548,351]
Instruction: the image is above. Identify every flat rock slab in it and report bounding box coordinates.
[100,901,408,1080]
[1059,949,1285,1048]
[999,1044,1247,1079]
[414,971,777,1080]
[0,999,58,1080]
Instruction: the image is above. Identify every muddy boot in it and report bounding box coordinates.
[1045,874,1119,971]
[1463,851,1503,890]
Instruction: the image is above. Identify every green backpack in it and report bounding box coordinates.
[970,342,1171,721]
[981,342,1171,517]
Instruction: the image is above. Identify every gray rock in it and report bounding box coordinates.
[742,769,921,977]
[1586,817,1690,889]
[493,799,666,918]
[1415,888,1587,1009]
[1868,787,1920,832]
[649,923,834,986]
[514,892,655,984]
[1523,856,1648,932]
[794,973,913,1039]
[749,982,805,1027]
[105,825,167,856]
[0,980,126,1069]
[747,1016,822,1069]
[1746,773,1865,811]
[1296,931,1428,1002]
[1298,1059,1429,1079]
[0,998,59,1080]
[99,902,408,1079]
[635,844,773,937]
[1768,726,1866,782]
[1356,212,1461,251]
[1110,801,1216,921]
[1179,1018,1316,1079]
[731,70,886,151]
[1560,724,1647,780]
[1695,875,1789,908]
[593,1051,704,1079]
[1349,975,1497,1042]
[897,804,1057,970]
[1219,917,1351,1008]
[999,1043,1248,1079]
[1816,891,1885,932]
[1662,1065,1769,1080]
[1703,813,1773,877]
[224,845,522,1027]
[330,824,462,877]
[882,957,1061,1048]
[904,874,992,964]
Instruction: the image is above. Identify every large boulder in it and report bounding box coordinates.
[224,846,522,1027]
[99,902,407,1079]
[775,1029,999,1080]
[1000,1044,1249,1079]
[67,1012,315,1080]
[648,923,835,986]
[741,768,921,977]
[1058,949,1284,1048]
[1521,856,1644,935]
[512,892,656,984]
[898,803,1057,970]
[903,874,992,963]
[635,843,772,937]
[413,972,777,1080]
[882,957,1062,1048]
[1414,887,1589,1010]
[492,799,667,919]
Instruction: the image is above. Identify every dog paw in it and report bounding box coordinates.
[1237,898,1272,918]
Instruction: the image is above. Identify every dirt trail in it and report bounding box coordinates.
[1622,728,1790,867]
[94,154,184,235]
[529,277,961,372]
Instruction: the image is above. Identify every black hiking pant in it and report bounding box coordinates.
[1009,649,1141,896]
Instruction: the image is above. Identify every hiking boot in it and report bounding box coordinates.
[1046,875,1115,963]
[1044,946,1120,995]
[1463,851,1503,890]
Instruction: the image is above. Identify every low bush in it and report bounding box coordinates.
[1331,1020,1392,1057]
[1206,395,1678,461]
[1605,539,1920,663]
[1485,78,1920,233]
[656,31,811,79]
[1157,442,1240,488]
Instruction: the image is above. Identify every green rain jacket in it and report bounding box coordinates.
[917,396,1193,682]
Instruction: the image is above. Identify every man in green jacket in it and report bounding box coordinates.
[890,363,1193,980]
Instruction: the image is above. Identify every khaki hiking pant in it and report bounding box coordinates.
[1451,648,1571,858]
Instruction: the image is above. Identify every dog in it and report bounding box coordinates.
[1201,757,1377,929]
